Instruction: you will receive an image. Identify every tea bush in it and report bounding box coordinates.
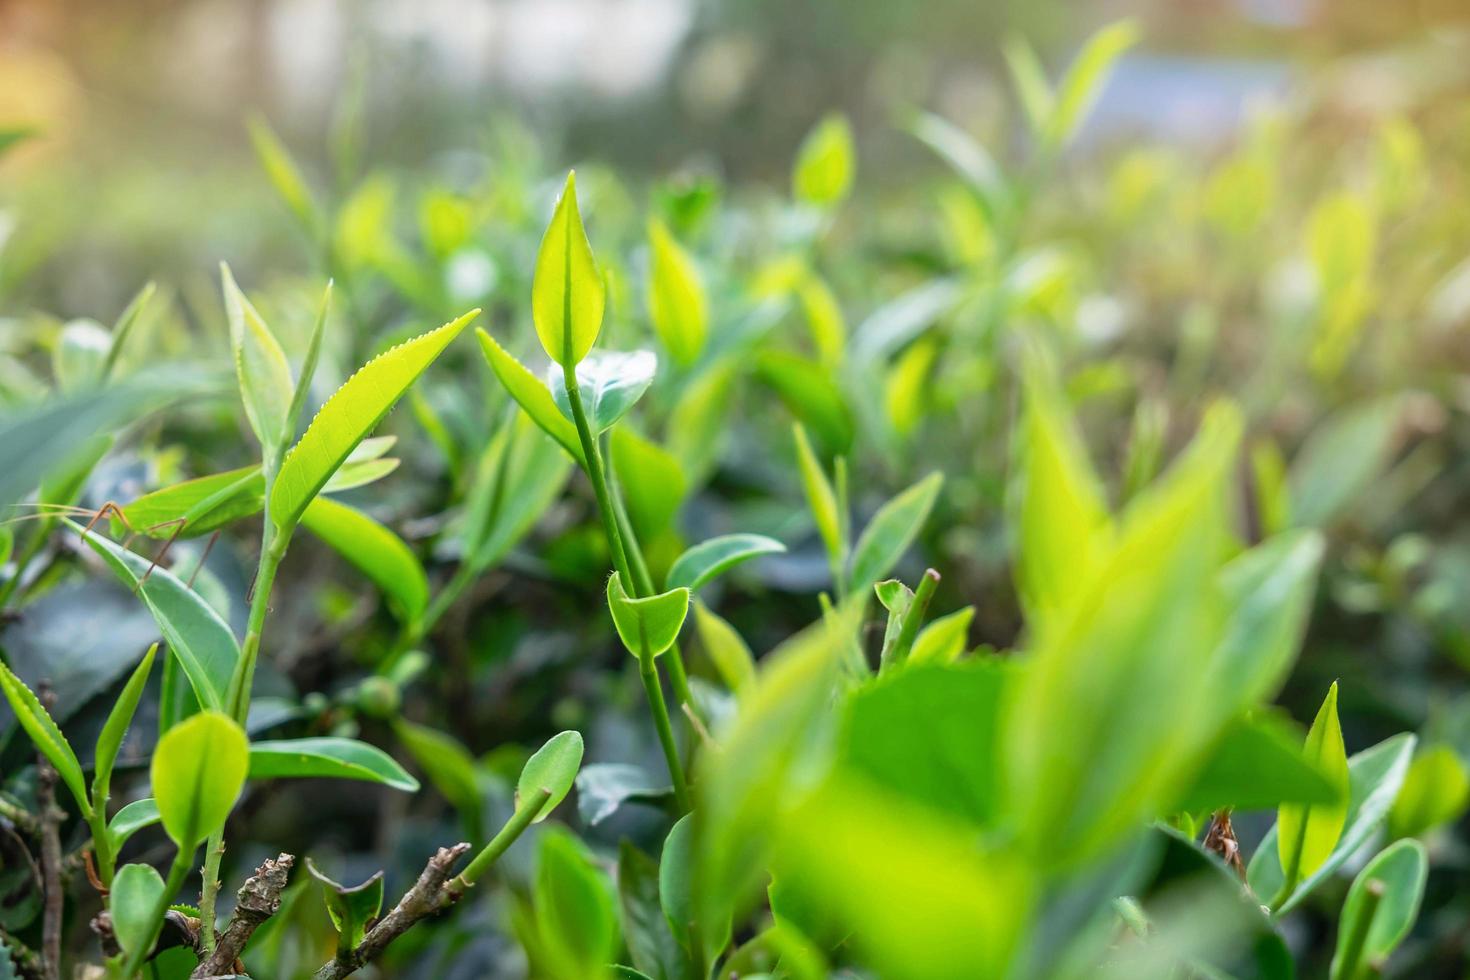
[2,20,1468,980]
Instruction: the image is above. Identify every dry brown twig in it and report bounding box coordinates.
[191,853,295,979]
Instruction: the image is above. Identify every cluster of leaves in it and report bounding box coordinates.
[2,18,1470,980]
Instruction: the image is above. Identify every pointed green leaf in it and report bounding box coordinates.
[517,730,584,822]
[248,115,320,234]
[693,601,757,697]
[667,534,785,593]
[249,737,419,792]
[1278,683,1350,887]
[286,280,333,438]
[271,309,477,532]
[392,719,482,831]
[549,349,658,434]
[616,840,689,980]
[1003,37,1053,136]
[757,351,853,453]
[221,264,294,454]
[661,814,728,963]
[299,496,428,626]
[647,218,708,366]
[476,329,584,463]
[533,828,619,979]
[151,709,249,848]
[909,606,974,667]
[1330,839,1427,980]
[607,572,690,659]
[792,424,842,562]
[93,644,157,806]
[0,660,89,814]
[792,114,855,207]
[1248,733,1417,914]
[107,798,161,851]
[533,171,605,368]
[72,521,239,711]
[848,472,943,595]
[463,411,575,573]
[610,427,686,542]
[307,859,385,953]
[1175,711,1340,814]
[1388,745,1470,839]
[53,319,112,394]
[1048,21,1139,145]
[110,862,166,962]
[103,281,158,379]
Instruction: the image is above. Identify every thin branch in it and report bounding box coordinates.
[36,684,63,980]
[310,843,471,980]
[191,853,294,979]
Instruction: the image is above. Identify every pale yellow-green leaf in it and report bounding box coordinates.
[476,328,584,465]
[884,337,938,438]
[693,600,756,696]
[271,310,477,532]
[1278,682,1350,887]
[248,115,320,234]
[646,217,708,366]
[221,264,294,454]
[798,275,846,368]
[532,171,604,368]
[793,423,841,562]
[792,114,855,207]
[151,710,249,848]
[1047,20,1139,146]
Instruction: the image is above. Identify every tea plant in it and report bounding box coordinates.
[1,18,1466,980]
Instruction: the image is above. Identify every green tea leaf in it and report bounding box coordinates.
[151,709,249,848]
[1248,734,1417,914]
[73,521,239,711]
[756,351,853,454]
[221,263,294,454]
[286,280,333,440]
[798,275,846,369]
[248,115,320,234]
[610,427,686,542]
[0,660,89,814]
[533,827,619,980]
[792,114,855,207]
[549,349,658,434]
[668,358,738,487]
[518,730,584,822]
[533,171,605,368]
[576,764,672,826]
[107,799,161,851]
[661,814,730,963]
[647,218,708,366]
[848,472,943,595]
[271,309,477,532]
[306,859,385,953]
[607,572,690,659]
[793,424,842,563]
[907,111,1009,220]
[1048,21,1139,145]
[908,606,974,667]
[1289,396,1404,528]
[249,737,419,792]
[1003,37,1053,136]
[110,862,166,962]
[392,719,482,831]
[667,534,785,592]
[1277,683,1350,888]
[463,411,574,572]
[1329,839,1427,980]
[299,497,428,626]
[692,601,757,696]
[93,644,157,807]
[1175,711,1340,814]
[1388,745,1470,840]
[616,840,689,980]
[476,329,584,464]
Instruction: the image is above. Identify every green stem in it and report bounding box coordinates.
[1270,812,1312,912]
[86,807,117,888]
[1333,879,1384,980]
[116,846,194,978]
[641,645,691,813]
[562,370,635,590]
[884,568,940,669]
[452,788,551,889]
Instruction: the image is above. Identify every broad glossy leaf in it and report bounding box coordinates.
[549,349,658,434]
[518,730,583,822]
[93,644,157,805]
[1007,405,1241,867]
[0,660,89,813]
[756,351,852,453]
[110,862,166,962]
[151,709,249,848]
[909,606,974,666]
[1175,711,1340,813]
[107,798,161,851]
[611,427,686,542]
[249,737,419,792]
[306,859,385,953]
[73,522,239,711]
[533,827,619,980]
[299,497,428,626]
[1329,839,1427,980]
[476,329,584,463]
[575,763,672,826]
[841,660,1010,827]
[1247,733,1417,913]
[1014,352,1112,624]
[533,171,605,367]
[647,218,707,366]
[1388,745,1470,839]
[692,601,757,696]
[271,309,477,532]
[848,472,943,595]
[792,424,842,562]
[1277,683,1349,888]
[667,534,785,592]
[607,572,690,659]
[792,114,854,207]
[222,263,294,453]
